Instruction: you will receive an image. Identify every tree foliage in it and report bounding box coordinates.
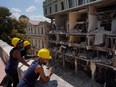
[0,6,28,45]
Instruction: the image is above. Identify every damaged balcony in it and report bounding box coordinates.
[68,12,88,49]
[69,12,88,35]
[87,4,116,51]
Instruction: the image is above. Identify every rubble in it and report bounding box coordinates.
[51,63,102,87]
[44,0,116,87]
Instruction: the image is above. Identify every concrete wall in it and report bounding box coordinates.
[69,12,78,43]
[43,0,102,16]
[0,40,13,65]
[88,6,98,32]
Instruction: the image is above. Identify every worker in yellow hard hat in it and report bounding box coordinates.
[24,40,31,47]
[5,37,30,87]
[11,37,23,47]
[17,48,53,87]
[21,40,37,59]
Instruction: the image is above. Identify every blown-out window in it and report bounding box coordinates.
[68,0,73,8]
[49,7,52,14]
[44,8,47,15]
[55,4,57,12]
[61,1,64,10]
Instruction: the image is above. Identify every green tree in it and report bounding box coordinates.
[12,19,26,33]
[0,6,11,27]
[0,6,28,45]
[0,7,13,44]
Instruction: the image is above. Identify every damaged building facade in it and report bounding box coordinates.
[43,0,116,86]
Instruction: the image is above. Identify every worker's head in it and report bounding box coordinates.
[37,48,52,65]
[12,37,24,49]
[23,40,31,49]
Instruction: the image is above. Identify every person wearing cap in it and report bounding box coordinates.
[5,37,30,87]
[17,48,53,87]
[21,40,37,59]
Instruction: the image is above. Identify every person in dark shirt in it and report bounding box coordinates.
[21,40,37,59]
[5,37,30,87]
[17,48,53,87]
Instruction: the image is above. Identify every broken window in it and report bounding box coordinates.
[78,0,84,5]
[61,1,64,10]
[55,4,58,12]
[49,7,52,14]
[44,8,47,15]
[68,0,73,8]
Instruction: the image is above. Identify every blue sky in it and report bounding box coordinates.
[0,0,50,22]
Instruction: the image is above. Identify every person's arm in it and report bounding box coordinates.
[25,55,37,59]
[35,66,53,83]
[13,50,30,67]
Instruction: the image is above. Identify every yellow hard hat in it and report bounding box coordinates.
[37,48,52,59]
[24,41,31,47]
[11,37,20,47]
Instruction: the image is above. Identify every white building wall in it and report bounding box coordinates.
[43,0,102,16]
[26,22,51,53]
